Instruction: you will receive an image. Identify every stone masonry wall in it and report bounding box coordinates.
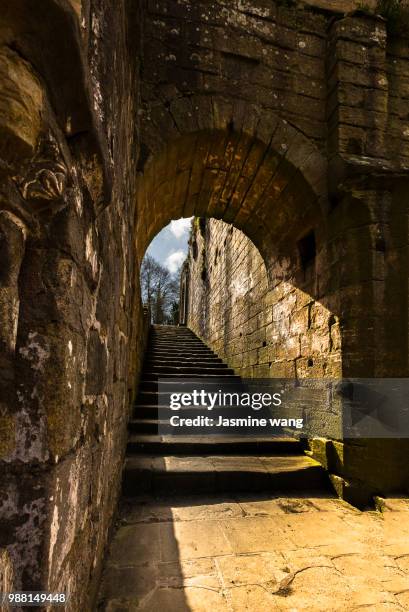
[0,1,146,609]
[185,214,409,505]
[187,218,342,380]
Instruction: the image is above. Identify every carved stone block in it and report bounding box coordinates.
[16,133,68,210]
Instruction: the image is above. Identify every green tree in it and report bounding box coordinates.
[140,254,180,324]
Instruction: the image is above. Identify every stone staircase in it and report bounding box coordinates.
[123,325,330,496]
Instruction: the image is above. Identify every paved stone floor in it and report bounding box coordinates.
[98,495,409,611]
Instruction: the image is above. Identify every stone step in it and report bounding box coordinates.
[152,325,194,330]
[137,380,242,402]
[148,336,209,348]
[145,361,229,369]
[148,345,211,352]
[150,337,199,343]
[148,339,213,346]
[149,338,203,346]
[152,329,197,332]
[144,357,223,366]
[143,365,235,376]
[141,371,240,379]
[148,347,213,354]
[152,325,193,332]
[131,405,255,419]
[146,350,217,359]
[147,356,217,361]
[145,358,220,366]
[147,344,216,352]
[151,336,205,340]
[152,327,194,332]
[128,418,272,435]
[145,361,221,369]
[141,373,237,383]
[129,419,160,434]
[136,391,161,405]
[122,454,328,496]
[149,338,206,347]
[126,433,304,455]
[138,378,243,391]
[151,332,196,338]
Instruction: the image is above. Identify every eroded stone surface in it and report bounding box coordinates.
[185,219,342,382]
[99,494,409,611]
[0,47,43,163]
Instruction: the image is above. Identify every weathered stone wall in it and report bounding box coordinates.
[140,0,409,172]
[0,1,146,609]
[141,0,330,153]
[186,218,342,380]
[185,211,409,505]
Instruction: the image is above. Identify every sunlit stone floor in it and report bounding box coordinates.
[98,494,409,611]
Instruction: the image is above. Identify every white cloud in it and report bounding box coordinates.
[165,250,186,274]
[169,217,192,239]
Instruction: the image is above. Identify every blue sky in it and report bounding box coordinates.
[145,217,192,274]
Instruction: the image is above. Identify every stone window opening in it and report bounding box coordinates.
[298,230,316,271]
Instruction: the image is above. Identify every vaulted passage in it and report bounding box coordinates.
[135,126,326,265]
[134,127,341,378]
[1,1,409,609]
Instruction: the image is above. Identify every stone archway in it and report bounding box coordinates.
[135,111,327,260]
[132,107,339,371]
[132,100,409,509]
[2,1,409,607]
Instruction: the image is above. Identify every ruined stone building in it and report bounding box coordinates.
[1,0,409,609]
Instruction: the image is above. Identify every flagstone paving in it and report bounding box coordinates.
[98,495,409,611]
